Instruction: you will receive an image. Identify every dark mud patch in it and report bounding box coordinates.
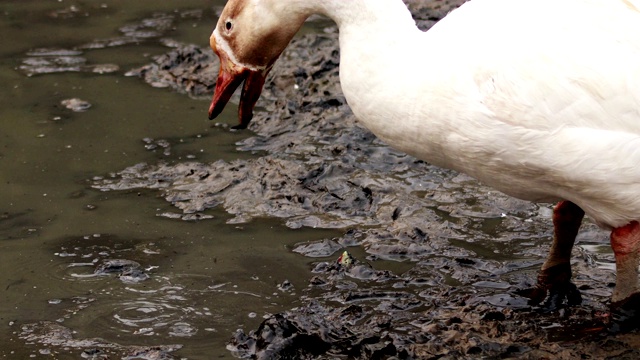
[84,0,640,359]
[20,321,182,360]
[18,9,209,77]
[125,43,216,99]
[20,48,120,77]
[225,251,625,359]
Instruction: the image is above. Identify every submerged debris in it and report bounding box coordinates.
[61,98,92,112]
[20,48,119,77]
[337,250,354,266]
[20,322,181,360]
[94,259,150,283]
[18,9,205,77]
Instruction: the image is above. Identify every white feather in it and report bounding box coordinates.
[321,0,640,228]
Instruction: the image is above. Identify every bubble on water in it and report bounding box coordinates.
[168,322,197,337]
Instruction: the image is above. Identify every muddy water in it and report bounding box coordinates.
[3,0,638,359]
[0,1,340,358]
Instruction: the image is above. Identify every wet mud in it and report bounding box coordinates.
[21,321,181,360]
[19,0,640,358]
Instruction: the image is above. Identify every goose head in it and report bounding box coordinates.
[208,0,309,129]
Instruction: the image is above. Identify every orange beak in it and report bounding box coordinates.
[208,35,267,130]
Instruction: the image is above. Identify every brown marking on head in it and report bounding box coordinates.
[214,0,308,69]
[236,27,296,68]
[208,0,311,126]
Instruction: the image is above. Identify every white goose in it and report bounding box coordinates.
[207,0,640,331]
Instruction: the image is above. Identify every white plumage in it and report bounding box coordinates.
[208,0,640,331]
[333,0,640,229]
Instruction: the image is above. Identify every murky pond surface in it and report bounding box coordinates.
[1,1,338,358]
[3,0,640,359]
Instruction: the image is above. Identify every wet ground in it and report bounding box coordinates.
[1,1,337,359]
[3,0,640,359]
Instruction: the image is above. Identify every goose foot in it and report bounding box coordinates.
[519,201,584,310]
[519,262,582,311]
[540,281,582,312]
[608,221,640,333]
[608,292,640,333]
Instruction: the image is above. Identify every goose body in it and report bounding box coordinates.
[208,0,640,331]
[331,0,640,229]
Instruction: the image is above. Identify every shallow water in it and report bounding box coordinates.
[0,0,630,358]
[0,1,340,358]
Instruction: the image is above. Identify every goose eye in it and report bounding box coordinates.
[225,21,233,31]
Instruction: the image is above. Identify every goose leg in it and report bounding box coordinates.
[526,201,584,309]
[609,221,640,333]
